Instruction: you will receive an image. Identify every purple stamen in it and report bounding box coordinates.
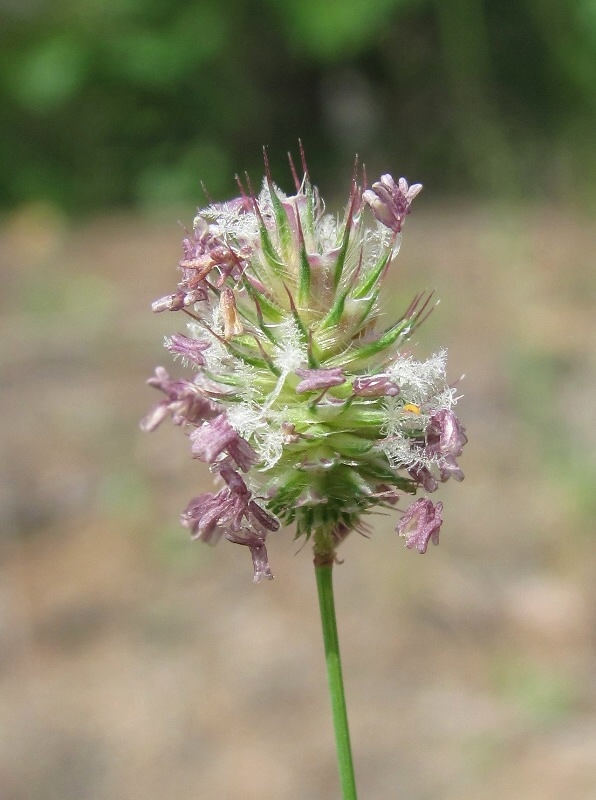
[363,174,422,233]
[295,367,346,393]
[396,498,443,554]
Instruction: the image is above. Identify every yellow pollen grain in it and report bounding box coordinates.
[403,403,421,414]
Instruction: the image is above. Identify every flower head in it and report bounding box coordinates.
[143,149,466,579]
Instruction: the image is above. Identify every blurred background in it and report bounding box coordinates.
[1,1,595,798]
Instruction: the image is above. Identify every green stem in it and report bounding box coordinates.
[315,560,358,800]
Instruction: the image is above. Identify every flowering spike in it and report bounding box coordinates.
[143,152,467,578]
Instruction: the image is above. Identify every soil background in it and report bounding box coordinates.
[1,200,595,799]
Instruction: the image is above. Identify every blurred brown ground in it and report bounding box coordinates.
[1,201,595,800]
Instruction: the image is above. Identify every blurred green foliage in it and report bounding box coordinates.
[1,0,595,213]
